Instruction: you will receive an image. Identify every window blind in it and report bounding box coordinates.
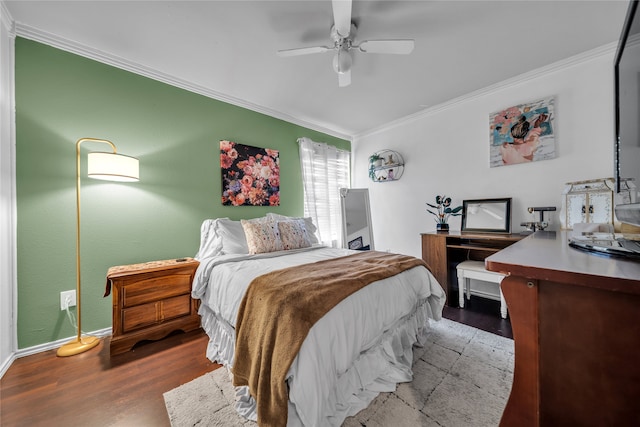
[298,137,350,247]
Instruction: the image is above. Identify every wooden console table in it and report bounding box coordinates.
[486,231,640,426]
[420,231,524,306]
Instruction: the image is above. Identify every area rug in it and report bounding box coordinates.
[163,318,514,426]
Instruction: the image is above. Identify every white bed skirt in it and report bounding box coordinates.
[198,296,435,426]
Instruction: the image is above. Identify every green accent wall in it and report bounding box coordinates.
[15,38,349,349]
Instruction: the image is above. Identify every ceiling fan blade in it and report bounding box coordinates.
[338,69,351,87]
[276,46,330,57]
[332,0,352,38]
[358,39,415,54]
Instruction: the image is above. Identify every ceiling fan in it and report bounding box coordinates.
[276,0,415,87]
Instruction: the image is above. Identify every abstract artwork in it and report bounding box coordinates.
[489,97,556,168]
[220,140,280,206]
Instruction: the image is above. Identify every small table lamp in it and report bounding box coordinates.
[57,138,139,357]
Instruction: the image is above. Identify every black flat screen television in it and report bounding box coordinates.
[614,0,640,228]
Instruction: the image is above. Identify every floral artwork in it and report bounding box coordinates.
[220,140,280,206]
[489,97,555,167]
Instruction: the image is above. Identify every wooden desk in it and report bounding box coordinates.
[486,231,640,426]
[420,231,524,306]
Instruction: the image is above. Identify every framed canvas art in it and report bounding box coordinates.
[220,140,280,206]
[489,97,556,168]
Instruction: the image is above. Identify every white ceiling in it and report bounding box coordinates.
[4,0,631,139]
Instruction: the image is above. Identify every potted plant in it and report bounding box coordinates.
[368,153,383,181]
[426,195,463,231]
[369,153,383,167]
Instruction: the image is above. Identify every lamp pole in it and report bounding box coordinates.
[57,138,138,357]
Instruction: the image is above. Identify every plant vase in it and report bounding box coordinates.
[436,223,449,232]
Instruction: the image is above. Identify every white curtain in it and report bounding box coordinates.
[298,137,350,248]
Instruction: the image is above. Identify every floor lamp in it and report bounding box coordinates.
[57,138,139,357]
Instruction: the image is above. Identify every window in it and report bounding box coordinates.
[298,137,350,247]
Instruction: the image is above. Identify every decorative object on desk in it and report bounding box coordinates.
[368,149,404,182]
[489,96,556,168]
[558,177,636,230]
[427,195,462,232]
[436,223,449,232]
[461,198,512,234]
[220,140,280,206]
[57,138,139,358]
[521,206,556,233]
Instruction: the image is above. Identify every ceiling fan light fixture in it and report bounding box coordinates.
[332,48,352,74]
[276,1,413,87]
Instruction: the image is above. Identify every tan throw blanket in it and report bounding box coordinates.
[232,250,428,426]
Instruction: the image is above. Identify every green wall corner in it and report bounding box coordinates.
[15,38,349,349]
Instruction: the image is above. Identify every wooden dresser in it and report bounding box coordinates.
[486,231,640,426]
[421,231,524,306]
[106,258,201,355]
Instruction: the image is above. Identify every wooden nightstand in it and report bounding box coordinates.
[105,258,201,356]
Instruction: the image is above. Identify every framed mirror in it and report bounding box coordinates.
[461,198,512,234]
[340,188,374,250]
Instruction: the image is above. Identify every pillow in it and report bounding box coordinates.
[267,213,319,244]
[216,218,249,254]
[241,219,284,254]
[278,220,312,250]
[217,216,273,255]
[194,218,225,259]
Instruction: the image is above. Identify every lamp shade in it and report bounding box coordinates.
[87,152,139,182]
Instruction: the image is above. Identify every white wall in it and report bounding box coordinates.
[353,46,617,258]
[0,1,16,377]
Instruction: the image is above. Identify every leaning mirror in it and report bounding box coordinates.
[461,198,512,234]
[340,188,374,250]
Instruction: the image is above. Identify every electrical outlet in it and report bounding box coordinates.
[60,290,76,310]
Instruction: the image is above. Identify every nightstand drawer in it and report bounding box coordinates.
[122,273,192,308]
[122,294,192,333]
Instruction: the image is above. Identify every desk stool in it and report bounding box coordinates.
[456,260,508,319]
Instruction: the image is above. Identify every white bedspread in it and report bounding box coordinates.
[192,246,446,426]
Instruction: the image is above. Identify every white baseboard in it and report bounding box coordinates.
[0,352,17,378]
[8,327,112,362]
[1,327,111,379]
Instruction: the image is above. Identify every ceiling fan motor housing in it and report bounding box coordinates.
[331,22,357,43]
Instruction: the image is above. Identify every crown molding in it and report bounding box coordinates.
[354,42,618,141]
[12,20,617,144]
[0,1,15,36]
[14,23,351,141]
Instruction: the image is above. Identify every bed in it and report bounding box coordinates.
[191,214,446,426]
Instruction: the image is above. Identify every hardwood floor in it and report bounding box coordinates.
[443,293,513,339]
[0,330,219,427]
[1,299,509,427]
